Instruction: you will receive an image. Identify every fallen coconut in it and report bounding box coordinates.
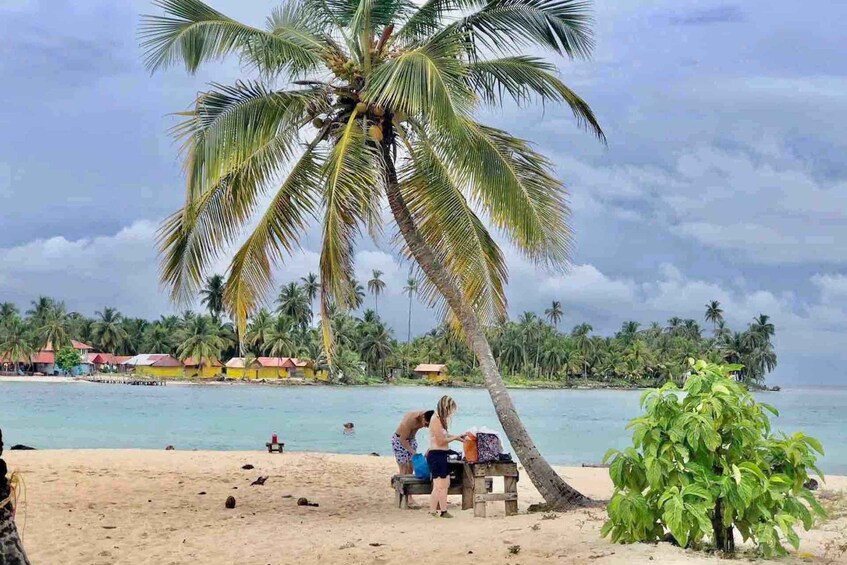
[225,496,236,509]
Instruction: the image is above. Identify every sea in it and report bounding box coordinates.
[2,382,846,474]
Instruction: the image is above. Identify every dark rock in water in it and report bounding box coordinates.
[770,385,782,392]
[250,476,268,486]
[164,445,175,451]
[10,445,35,451]
[225,496,236,509]
[804,478,819,491]
[369,452,380,457]
[241,464,255,470]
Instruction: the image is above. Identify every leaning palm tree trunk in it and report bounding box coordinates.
[385,163,591,509]
[0,430,30,565]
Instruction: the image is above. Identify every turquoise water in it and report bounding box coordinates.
[2,382,846,473]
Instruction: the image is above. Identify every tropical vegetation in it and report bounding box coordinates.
[602,360,825,557]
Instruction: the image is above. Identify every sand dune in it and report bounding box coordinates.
[3,450,846,564]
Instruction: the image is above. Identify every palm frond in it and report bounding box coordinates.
[364,31,474,125]
[160,85,321,303]
[224,146,324,337]
[319,111,380,356]
[437,118,572,270]
[467,55,604,140]
[444,0,594,59]
[397,0,483,42]
[174,81,327,198]
[140,0,324,75]
[399,130,508,325]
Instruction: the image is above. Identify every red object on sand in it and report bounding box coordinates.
[272,433,278,444]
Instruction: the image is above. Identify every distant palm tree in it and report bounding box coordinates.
[91,307,128,354]
[142,324,174,354]
[301,272,320,323]
[27,296,55,326]
[367,270,386,315]
[38,306,72,351]
[301,273,320,305]
[266,315,296,358]
[245,308,274,353]
[176,315,225,372]
[360,322,393,379]
[403,277,418,342]
[200,274,226,320]
[0,317,34,374]
[704,300,723,333]
[277,282,312,330]
[0,302,18,326]
[666,317,683,333]
[350,279,366,311]
[544,301,563,328]
[751,314,775,342]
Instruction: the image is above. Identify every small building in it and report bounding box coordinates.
[113,356,133,372]
[2,340,95,376]
[224,357,323,380]
[183,357,223,379]
[413,363,449,383]
[124,354,183,378]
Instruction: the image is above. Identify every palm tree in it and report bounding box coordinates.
[142,324,175,354]
[666,317,683,333]
[38,306,72,352]
[91,307,128,354]
[0,317,34,375]
[27,296,55,326]
[276,282,312,330]
[367,270,386,315]
[176,315,225,371]
[751,314,775,343]
[301,272,320,310]
[360,322,394,379]
[350,279,366,310]
[245,308,275,353]
[266,315,296,358]
[402,276,418,342]
[544,300,563,328]
[704,300,723,333]
[200,274,226,320]
[142,0,604,508]
[0,302,18,327]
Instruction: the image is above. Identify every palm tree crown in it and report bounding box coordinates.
[142,0,603,340]
[367,269,386,314]
[544,300,563,327]
[705,300,723,330]
[200,274,226,320]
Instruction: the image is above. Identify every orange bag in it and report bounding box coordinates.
[463,432,478,463]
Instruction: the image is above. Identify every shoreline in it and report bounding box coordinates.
[0,374,786,392]
[4,450,845,565]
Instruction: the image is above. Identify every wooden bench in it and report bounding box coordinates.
[391,474,466,509]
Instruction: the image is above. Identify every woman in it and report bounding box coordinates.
[426,396,465,517]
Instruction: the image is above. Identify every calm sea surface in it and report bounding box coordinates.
[2,382,846,474]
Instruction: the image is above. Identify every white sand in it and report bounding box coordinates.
[4,450,845,565]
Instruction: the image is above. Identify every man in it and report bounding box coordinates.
[392,410,435,476]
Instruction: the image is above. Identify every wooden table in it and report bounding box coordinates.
[459,461,519,517]
[391,460,519,516]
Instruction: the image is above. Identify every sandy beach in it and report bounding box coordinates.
[3,450,846,565]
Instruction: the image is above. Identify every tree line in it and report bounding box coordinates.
[1,277,776,386]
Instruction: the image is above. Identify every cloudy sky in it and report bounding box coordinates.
[1,0,845,384]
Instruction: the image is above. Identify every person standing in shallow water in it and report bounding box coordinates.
[427,396,465,518]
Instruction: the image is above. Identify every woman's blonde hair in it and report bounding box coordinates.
[436,396,457,430]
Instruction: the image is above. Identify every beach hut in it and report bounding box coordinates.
[224,357,323,380]
[413,363,449,383]
[183,357,223,378]
[124,354,183,378]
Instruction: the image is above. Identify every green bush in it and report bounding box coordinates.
[55,346,82,375]
[602,359,825,557]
